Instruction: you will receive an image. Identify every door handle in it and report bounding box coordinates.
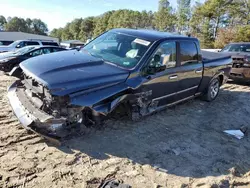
[169,75,178,80]
[195,69,203,74]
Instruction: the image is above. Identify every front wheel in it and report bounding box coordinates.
[202,77,220,102]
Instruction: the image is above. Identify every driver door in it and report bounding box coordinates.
[141,41,180,106]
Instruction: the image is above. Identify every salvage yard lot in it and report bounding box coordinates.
[0,72,250,188]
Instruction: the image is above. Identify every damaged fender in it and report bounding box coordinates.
[70,82,133,115]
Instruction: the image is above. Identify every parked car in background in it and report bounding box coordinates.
[68,46,84,51]
[60,40,84,49]
[219,42,250,81]
[0,40,59,53]
[0,41,13,46]
[0,46,66,72]
[8,29,232,141]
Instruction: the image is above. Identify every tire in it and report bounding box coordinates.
[202,77,220,102]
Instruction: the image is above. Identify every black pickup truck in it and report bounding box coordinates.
[7,29,232,141]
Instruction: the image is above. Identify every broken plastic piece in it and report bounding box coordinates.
[223,130,244,140]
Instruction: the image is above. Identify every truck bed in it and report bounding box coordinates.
[201,50,231,62]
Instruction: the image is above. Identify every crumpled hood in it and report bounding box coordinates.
[20,50,130,96]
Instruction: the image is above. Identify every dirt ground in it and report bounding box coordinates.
[1,73,250,188]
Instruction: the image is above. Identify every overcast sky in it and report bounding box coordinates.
[0,0,205,31]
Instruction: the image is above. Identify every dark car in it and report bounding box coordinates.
[0,46,66,72]
[219,42,250,81]
[7,29,232,142]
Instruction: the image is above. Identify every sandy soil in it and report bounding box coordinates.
[1,73,250,188]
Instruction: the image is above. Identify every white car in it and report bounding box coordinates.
[0,40,59,53]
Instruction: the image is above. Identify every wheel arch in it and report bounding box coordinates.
[211,70,225,86]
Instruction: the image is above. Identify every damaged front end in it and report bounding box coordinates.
[7,73,103,144]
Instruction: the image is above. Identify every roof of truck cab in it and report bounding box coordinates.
[110,28,198,41]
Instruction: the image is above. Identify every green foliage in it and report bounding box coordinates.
[190,0,250,48]
[29,18,48,35]
[235,25,250,42]
[51,0,249,46]
[154,1,176,32]
[50,28,64,41]
[50,9,155,42]
[4,17,30,33]
[2,0,249,47]
[214,25,250,48]
[214,27,237,48]
[177,0,191,33]
[158,0,170,9]
[94,11,114,36]
[0,16,7,30]
[0,16,48,35]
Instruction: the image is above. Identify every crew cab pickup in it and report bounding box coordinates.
[219,42,250,81]
[7,29,232,141]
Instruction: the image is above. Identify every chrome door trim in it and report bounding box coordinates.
[152,85,199,102]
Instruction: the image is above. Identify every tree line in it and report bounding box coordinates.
[50,0,250,48]
[0,0,249,48]
[0,16,48,36]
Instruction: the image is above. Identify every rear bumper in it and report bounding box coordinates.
[230,67,250,81]
[7,81,66,144]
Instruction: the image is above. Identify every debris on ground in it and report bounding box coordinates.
[223,130,245,139]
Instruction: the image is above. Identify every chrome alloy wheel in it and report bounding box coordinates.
[210,79,220,99]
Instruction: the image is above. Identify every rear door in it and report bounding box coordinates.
[176,40,203,99]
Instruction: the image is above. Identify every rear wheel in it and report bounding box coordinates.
[202,77,220,102]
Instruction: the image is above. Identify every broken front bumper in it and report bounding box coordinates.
[7,81,66,144]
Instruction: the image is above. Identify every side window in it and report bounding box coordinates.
[149,41,176,69]
[29,49,43,57]
[42,42,59,46]
[180,41,198,66]
[42,48,52,54]
[16,41,25,48]
[27,41,39,46]
[52,48,64,52]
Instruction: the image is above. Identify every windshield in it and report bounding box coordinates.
[8,41,21,48]
[221,44,250,53]
[82,31,151,69]
[12,46,36,55]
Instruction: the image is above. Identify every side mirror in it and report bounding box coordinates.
[153,54,161,63]
[16,45,21,48]
[147,54,166,74]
